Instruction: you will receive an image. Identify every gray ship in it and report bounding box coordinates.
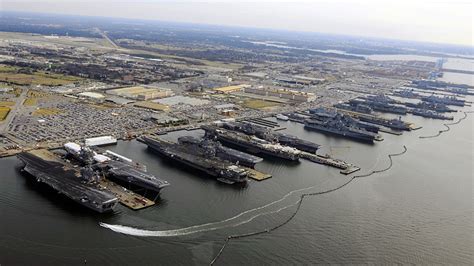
[304,114,380,143]
[310,108,380,133]
[202,125,301,161]
[334,103,373,114]
[64,143,169,193]
[221,121,320,154]
[17,149,118,213]
[178,136,263,168]
[421,95,466,107]
[391,89,422,99]
[411,109,454,120]
[140,136,249,184]
[403,101,455,113]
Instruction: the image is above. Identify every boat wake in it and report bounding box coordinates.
[99,185,318,237]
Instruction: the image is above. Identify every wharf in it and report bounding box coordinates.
[99,179,155,210]
[300,152,360,175]
[244,167,272,181]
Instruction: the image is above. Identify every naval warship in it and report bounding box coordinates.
[64,142,169,193]
[202,125,301,161]
[140,136,249,184]
[421,95,466,107]
[304,114,380,142]
[177,136,263,168]
[17,149,118,213]
[403,101,455,113]
[334,103,373,114]
[411,109,454,120]
[221,121,320,154]
[310,108,380,133]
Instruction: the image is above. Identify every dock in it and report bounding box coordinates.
[99,179,155,210]
[244,167,272,181]
[300,152,360,175]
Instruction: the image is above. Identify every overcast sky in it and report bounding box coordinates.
[1,0,472,46]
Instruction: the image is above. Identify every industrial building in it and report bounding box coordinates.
[214,84,250,94]
[78,92,106,100]
[107,86,174,100]
[243,86,316,102]
[134,101,170,111]
[85,136,117,146]
[275,76,325,85]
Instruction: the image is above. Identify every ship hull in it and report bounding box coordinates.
[304,124,375,143]
[143,138,248,184]
[215,135,300,161]
[17,152,118,213]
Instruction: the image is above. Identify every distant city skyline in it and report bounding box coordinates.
[1,0,472,46]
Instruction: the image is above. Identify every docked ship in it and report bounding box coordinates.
[222,121,320,154]
[357,116,411,131]
[202,125,301,161]
[177,136,263,168]
[411,109,454,120]
[421,95,466,107]
[304,114,380,143]
[391,89,422,99]
[334,103,373,114]
[17,149,118,213]
[365,94,399,104]
[365,101,408,114]
[140,136,249,184]
[64,143,169,193]
[310,109,380,133]
[403,101,455,113]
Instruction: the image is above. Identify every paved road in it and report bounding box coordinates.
[0,89,27,133]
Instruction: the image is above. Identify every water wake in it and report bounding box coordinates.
[100,184,320,237]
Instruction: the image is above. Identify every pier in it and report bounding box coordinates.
[244,167,272,181]
[99,179,156,210]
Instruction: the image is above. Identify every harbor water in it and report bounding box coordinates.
[0,100,473,264]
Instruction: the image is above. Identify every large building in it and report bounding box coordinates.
[243,86,317,102]
[107,86,174,100]
[213,84,250,94]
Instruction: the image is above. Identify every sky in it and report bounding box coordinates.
[1,0,473,46]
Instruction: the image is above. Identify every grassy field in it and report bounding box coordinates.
[23,98,38,106]
[32,108,62,116]
[0,107,10,120]
[0,72,81,86]
[241,99,280,109]
[0,101,15,107]
[0,65,82,86]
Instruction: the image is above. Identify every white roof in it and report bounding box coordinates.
[64,142,82,153]
[78,92,105,99]
[93,154,111,163]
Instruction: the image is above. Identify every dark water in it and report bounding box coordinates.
[1,103,473,265]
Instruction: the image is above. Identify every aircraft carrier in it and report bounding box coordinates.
[202,125,301,161]
[304,114,380,143]
[17,149,118,213]
[64,143,170,193]
[310,108,380,133]
[221,121,320,154]
[349,97,408,115]
[140,136,249,184]
[177,136,263,168]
